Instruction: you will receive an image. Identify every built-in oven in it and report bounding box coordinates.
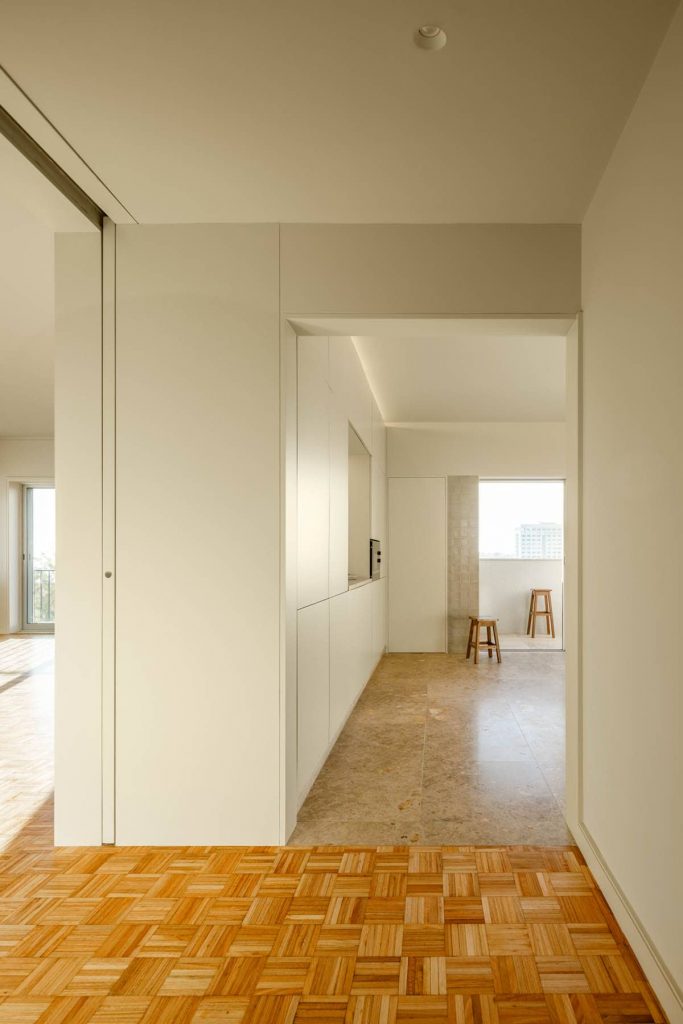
[370,538,382,581]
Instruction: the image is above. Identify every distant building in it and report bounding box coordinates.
[515,522,563,559]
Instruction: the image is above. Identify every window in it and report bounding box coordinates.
[24,485,56,628]
[479,480,564,560]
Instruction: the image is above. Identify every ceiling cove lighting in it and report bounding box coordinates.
[415,24,447,51]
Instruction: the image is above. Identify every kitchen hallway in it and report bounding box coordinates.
[292,652,569,847]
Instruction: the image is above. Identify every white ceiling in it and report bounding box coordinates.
[0,134,93,437]
[0,0,676,223]
[354,323,569,423]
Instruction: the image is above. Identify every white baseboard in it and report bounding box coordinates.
[575,823,682,1024]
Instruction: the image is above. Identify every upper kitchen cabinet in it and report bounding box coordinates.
[329,388,349,598]
[372,398,386,474]
[297,336,330,609]
[329,337,373,452]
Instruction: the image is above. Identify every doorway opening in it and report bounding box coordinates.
[479,478,564,651]
[0,112,103,849]
[284,316,577,846]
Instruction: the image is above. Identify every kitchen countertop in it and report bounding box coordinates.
[348,576,372,590]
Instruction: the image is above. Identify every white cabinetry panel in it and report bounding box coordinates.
[329,336,372,452]
[351,582,374,697]
[297,601,330,804]
[372,578,387,665]
[329,389,349,597]
[329,590,352,739]
[298,337,329,608]
[372,398,386,473]
[371,460,386,557]
[388,477,447,652]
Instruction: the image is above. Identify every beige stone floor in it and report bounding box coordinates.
[291,651,570,847]
[499,632,563,651]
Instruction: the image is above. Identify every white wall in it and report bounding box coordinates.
[296,335,387,806]
[0,438,54,634]
[54,232,103,845]
[479,559,563,637]
[53,221,580,846]
[115,224,280,845]
[280,225,580,317]
[388,422,566,478]
[579,8,683,1017]
[388,478,447,653]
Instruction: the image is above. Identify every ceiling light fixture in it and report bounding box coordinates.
[415,24,447,51]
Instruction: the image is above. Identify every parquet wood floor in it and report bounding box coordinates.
[0,638,667,1023]
[0,798,667,1024]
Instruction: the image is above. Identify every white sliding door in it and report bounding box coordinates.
[388,477,447,652]
[115,224,280,845]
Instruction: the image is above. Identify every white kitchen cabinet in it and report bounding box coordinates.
[298,337,330,608]
[372,398,386,473]
[297,601,330,804]
[329,336,372,452]
[372,578,387,665]
[352,581,374,690]
[329,388,349,597]
[371,459,386,564]
[329,590,352,739]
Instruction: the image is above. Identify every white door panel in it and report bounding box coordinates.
[388,477,447,652]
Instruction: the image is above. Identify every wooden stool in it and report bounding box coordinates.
[466,616,502,664]
[526,588,556,638]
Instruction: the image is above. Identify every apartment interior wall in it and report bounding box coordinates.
[579,5,683,1016]
[0,438,54,635]
[297,335,386,807]
[54,222,580,846]
[387,476,447,653]
[114,224,280,845]
[54,232,103,845]
[388,422,567,478]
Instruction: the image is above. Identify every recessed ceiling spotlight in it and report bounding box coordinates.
[415,24,447,51]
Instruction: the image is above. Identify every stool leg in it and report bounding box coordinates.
[487,625,493,658]
[531,592,537,638]
[493,622,502,663]
[526,592,534,635]
[474,623,480,664]
[547,592,556,638]
[466,619,474,659]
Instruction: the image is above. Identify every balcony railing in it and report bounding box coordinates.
[32,568,55,624]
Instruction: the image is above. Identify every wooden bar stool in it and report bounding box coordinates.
[527,588,556,638]
[466,616,502,664]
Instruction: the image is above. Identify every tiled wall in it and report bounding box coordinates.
[447,476,479,652]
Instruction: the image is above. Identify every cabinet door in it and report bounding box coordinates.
[298,337,329,608]
[329,590,352,739]
[329,389,349,597]
[350,582,374,694]
[297,602,330,803]
[372,578,387,664]
[388,477,447,652]
[329,336,372,452]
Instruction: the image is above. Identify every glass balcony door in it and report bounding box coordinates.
[23,485,56,631]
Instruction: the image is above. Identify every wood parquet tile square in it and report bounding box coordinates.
[0,796,670,1024]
